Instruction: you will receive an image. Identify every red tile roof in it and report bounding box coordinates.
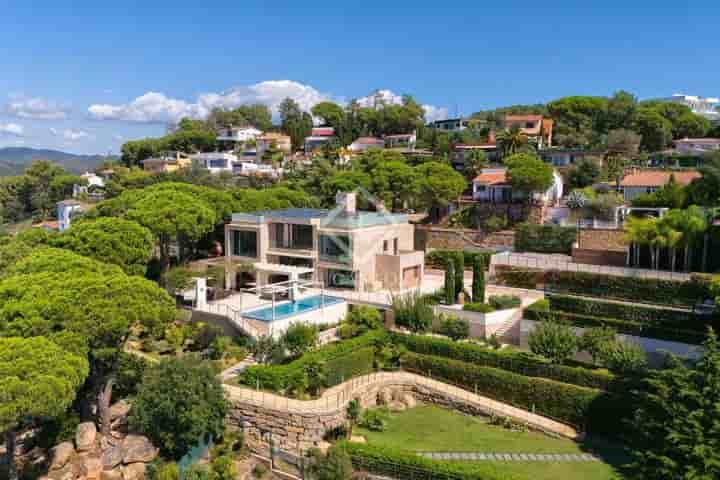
[620,170,701,187]
[474,170,508,185]
[504,115,544,122]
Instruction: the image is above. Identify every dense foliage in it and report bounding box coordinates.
[514,224,578,254]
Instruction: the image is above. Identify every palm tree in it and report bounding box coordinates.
[624,216,656,268]
[665,207,708,272]
[496,126,528,158]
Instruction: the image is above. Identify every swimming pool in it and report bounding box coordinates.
[242,295,345,322]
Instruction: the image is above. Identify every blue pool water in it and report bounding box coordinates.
[243,295,345,322]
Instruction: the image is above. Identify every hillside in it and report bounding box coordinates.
[0,147,113,176]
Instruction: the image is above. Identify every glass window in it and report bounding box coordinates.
[319,234,351,265]
[327,269,355,289]
[291,224,313,249]
[232,230,257,258]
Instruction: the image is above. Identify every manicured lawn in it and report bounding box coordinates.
[354,405,628,480]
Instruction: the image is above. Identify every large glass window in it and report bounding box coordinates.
[232,230,257,258]
[319,234,351,265]
[292,224,313,250]
[327,269,355,289]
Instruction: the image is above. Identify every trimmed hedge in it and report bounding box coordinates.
[342,442,518,480]
[426,250,492,270]
[462,302,496,313]
[548,294,707,331]
[524,309,706,345]
[495,266,713,307]
[392,333,618,392]
[240,330,385,394]
[514,223,577,254]
[400,352,628,435]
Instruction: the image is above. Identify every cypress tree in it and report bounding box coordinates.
[445,260,455,304]
[453,252,464,299]
[472,255,486,303]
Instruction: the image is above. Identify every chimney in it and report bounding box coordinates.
[488,129,496,145]
[336,192,357,215]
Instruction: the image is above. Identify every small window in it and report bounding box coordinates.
[383,240,389,252]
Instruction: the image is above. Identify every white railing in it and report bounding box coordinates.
[201,301,267,338]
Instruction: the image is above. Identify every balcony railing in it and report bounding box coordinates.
[319,252,352,266]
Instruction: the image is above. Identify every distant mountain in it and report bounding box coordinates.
[0,147,114,176]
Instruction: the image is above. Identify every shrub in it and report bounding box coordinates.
[130,357,226,459]
[392,291,433,333]
[436,315,469,341]
[425,250,493,270]
[346,306,382,334]
[400,352,628,434]
[526,298,550,313]
[251,463,268,479]
[282,322,319,357]
[154,462,180,480]
[496,266,714,307]
[210,455,237,480]
[596,340,647,374]
[338,322,359,340]
[359,407,391,432]
[307,446,353,480]
[113,351,150,401]
[325,347,375,386]
[580,326,617,364]
[484,215,508,233]
[548,294,705,331]
[392,333,617,391]
[462,302,495,313]
[193,323,223,351]
[342,442,516,480]
[528,320,579,364]
[514,223,577,254]
[183,464,210,480]
[208,335,232,360]
[488,295,521,310]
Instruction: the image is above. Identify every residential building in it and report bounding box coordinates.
[539,149,604,167]
[501,115,553,148]
[430,118,469,132]
[656,94,719,120]
[348,137,385,152]
[216,125,262,146]
[451,144,499,171]
[256,132,292,159]
[673,138,720,155]
[472,167,563,205]
[191,152,238,174]
[73,171,105,198]
[224,192,424,292]
[304,127,336,154]
[57,199,83,232]
[384,133,417,150]
[619,169,701,201]
[141,151,192,173]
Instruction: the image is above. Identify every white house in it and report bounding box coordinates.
[57,200,83,232]
[674,138,720,155]
[348,137,385,152]
[73,172,105,198]
[216,125,263,143]
[472,167,563,205]
[191,152,238,174]
[656,94,719,120]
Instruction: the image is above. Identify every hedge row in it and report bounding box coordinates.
[524,309,706,345]
[548,294,707,331]
[392,333,619,392]
[514,223,578,254]
[495,266,713,306]
[240,330,385,393]
[400,352,629,435]
[342,442,518,480]
[425,250,492,269]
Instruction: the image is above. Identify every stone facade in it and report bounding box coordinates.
[415,226,514,252]
[572,228,628,267]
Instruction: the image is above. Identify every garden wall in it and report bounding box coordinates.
[434,304,522,341]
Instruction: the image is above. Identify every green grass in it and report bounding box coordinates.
[354,405,628,480]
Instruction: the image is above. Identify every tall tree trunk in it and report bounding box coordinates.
[5,428,17,480]
[671,248,677,273]
[702,233,709,272]
[97,378,115,436]
[685,246,692,272]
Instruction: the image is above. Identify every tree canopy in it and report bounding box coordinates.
[505,153,554,200]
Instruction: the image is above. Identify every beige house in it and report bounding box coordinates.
[141,151,192,173]
[224,192,424,292]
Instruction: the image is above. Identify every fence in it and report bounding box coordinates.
[224,371,579,439]
[351,456,468,480]
[199,301,267,338]
[490,251,692,282]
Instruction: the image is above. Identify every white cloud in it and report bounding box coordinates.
[7,96,69,120]
[87,81,448,125]
[0,123,25,136]
[356,89,448,122]
[50,127,90,141]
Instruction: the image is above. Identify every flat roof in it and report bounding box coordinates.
[231,207,408,229]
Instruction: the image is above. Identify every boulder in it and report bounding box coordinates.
[100,471,123,480]
[50,442,75,470]
[121,435,157,464]
[121,462,146,480]
[80,456,103,480]
[76,422,97,452]
[109,401,131,422]
[377,388,392,405]
[400,393,417,409]
[101,446,124,470]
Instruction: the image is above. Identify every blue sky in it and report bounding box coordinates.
[0,0,718,155]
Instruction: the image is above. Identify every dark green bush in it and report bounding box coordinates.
[488,295,522,310]
[342,442,516,480]
[425,250,493,270]
[524,309,706,345]
[514,224,578,254]
[496,266,713,307]
[400,352,628,435]
[326,347,376,386]
[240,330,385,395]
[548,294,705,331]
[435,315,470,341]
[462,302,496,313]
[393,333,618,391]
